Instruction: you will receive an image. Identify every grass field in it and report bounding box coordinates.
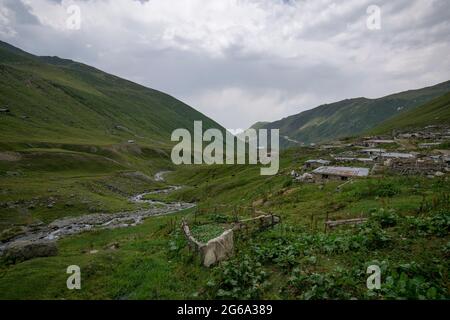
[0,145,448,300]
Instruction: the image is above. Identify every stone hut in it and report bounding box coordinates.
[311,166,369,181]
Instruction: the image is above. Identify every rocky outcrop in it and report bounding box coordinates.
[3,240,58,264]
[0,151,21,161]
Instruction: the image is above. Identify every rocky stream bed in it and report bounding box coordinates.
[0,172,195,258]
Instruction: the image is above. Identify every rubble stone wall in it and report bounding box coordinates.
[182,214,280,267]
[388,159,447,175]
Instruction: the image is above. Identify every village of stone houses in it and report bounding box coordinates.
[292,125,450,183]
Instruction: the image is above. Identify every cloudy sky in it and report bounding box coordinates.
[0,0,449,130]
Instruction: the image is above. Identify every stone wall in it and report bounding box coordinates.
[181,220,234,267]
[386,159,447,175]
[182,213,280,267]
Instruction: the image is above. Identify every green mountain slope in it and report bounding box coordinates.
[0,40,227,231]
[371,92,450,134]
[250,121,270,130]
[0,40,223,147]
[255,81,450,147]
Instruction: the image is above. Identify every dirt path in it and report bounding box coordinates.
[0,171,194,253]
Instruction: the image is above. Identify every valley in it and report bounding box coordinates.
[1,127,449,299]
[0,41,449,300]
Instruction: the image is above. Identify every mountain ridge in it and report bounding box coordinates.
[0,40,224,148]
[253,80,450,147]
[371,92,450,134]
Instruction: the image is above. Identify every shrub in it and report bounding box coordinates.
[350,180,400,199]
[288,266,361,300]
[212,255,269,299]
[210,213,231,224]
[282,178,293,188]
[377,262,448,299]
[252,239,300,270]
[370,208,399,228]
[406,209,450,237]
[357,222,393,250]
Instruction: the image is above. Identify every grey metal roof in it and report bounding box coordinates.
[361,148,386,153]
[305,159,331,165]
[366,140,395,144]
[334,157,374,162]
[381,152,415,159]
[418,143,441,147]
[312,166,369,177]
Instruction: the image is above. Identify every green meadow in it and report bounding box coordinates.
[0,145,448,300]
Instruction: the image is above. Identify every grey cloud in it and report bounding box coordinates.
[0,0,449,129]
[1,0,40,25]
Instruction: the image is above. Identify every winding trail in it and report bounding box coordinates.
[0,171,194,253]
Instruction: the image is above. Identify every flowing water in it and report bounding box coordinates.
[0,171,194,253]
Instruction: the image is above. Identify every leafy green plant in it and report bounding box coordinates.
[252,239,300,270]
[288,266,361,300]
[211,255,269,299]
[357,221,393,250]
[282,178,293,188]
[210,213,231,224]
[377,262,448,300]
[406,210,450,237]
[370,208,399,228]
[191,224,225,243]
[349,180,400,199]
[419,193,450,213]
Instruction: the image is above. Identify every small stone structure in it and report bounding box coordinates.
[202,230,234,268]
[333,157,374,164]
[385,158,447,175]
[303,159,331,169]
[311,166,369,181]
[418,142,442,149]
[381,152,416,159]
[360,148,386,156]
[234,213,281,231]
[182,220,234,267]
[181,220,234,267]
[182,213,280,267]
[325,218,367,231]
[295,172,314,183]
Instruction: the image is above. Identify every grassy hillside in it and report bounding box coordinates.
[250,121,270,130]
[0,40,224,231]
[0,147,448,299]
[256,81,450,147]
[371,92,450,134]
[0,40,223,147]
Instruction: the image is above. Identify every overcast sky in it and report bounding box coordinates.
[0,0,449,130]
